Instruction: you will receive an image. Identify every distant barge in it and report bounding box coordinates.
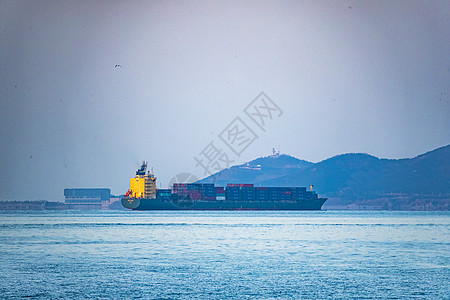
[121,162,327,210]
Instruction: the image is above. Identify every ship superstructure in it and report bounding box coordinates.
[126,161,157,199]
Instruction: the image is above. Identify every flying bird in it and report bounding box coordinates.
[115,64,122,68]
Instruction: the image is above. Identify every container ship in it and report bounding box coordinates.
[121,162,327,210]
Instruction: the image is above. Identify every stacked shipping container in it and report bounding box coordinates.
[173,183,216,200]
[163,183,318,202]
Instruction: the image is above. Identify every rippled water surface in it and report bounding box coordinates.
[0,210,449,299]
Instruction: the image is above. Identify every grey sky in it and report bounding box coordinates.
[1,1,449,201]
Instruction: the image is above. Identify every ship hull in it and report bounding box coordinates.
[122,197,327,210]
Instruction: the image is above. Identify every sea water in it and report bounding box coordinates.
[0,210,448,299]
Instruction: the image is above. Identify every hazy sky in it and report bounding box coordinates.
[1,1,449,201]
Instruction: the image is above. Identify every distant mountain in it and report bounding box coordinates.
[199,145,450,210]
[200,154,313,187]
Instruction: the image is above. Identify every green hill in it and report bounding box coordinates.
[199,145,450,210]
